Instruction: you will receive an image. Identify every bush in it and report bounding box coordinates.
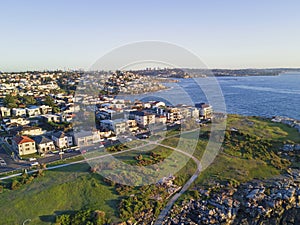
[55,209,107,225]
[10,180,21,190]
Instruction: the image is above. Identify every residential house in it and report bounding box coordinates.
[101,101,125,109]
[18,126,44,136]
[26,106,41,117]
[196,103,213,120]
[126,119,139,132]
[155,115,167,124]
[142,102,151,109]
[63,103,80,113]
[130,111,156,127]
[12,136,37,156]
[189,107,200,119]
[52,131,73,149]
[96,109,117,120]
[32,136,55,154]
[39,105,52,114]
[74,130,101,147]
[151,101,166,109]
[133,101,143,109]
[99,130,113,139]
[3,123,22,132]
[0,107,11,117]
[166,107,181,123]
[12,108,27,117]
[59,113,73,122]
[41,114,61,123]
[3,117,30,126]
[178,106,199,119]
[100,119,127,135]
[179,107,192,119]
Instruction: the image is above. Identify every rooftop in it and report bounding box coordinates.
[13,136,35,144]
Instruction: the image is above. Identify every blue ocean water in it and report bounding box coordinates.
[120,73,300,120]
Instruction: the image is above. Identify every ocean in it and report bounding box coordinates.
[119,73,300,120]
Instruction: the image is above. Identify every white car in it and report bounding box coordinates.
[30,162,39,167]
[0,160,6,167]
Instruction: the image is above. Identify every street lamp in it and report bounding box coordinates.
[59,151,64,159]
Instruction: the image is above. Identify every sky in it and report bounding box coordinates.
[1,0,300,71]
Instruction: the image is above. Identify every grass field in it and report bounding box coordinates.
[160,114,298,190]
[227,115,300,142]
[195,154,280,185]
[0,115,298,224]
[0,163,120,225]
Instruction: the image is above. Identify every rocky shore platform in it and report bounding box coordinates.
[163,169,300,225]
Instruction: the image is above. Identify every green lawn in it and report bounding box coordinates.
[0,163,120,225]
[0,114,298,224]
[195,153,280,186]
[159,115,297,201]
[227,114,300,143]
[114,144,172,165]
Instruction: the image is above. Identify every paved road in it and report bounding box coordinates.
[0,142,154,181]
[37,151,81,165]
[0,141,104,175]
[0,124,182,175]
[0,143,28,173]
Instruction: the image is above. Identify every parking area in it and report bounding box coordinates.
[0,144,29,173]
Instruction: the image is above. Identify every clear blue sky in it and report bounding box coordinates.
[1,0,300,71]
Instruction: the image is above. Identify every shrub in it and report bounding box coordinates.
[10,180,21,190]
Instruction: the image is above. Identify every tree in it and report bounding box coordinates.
[53,106,61,113]
[23,95,36,106]
[44,96,56,107]
[44,96,60,113]
[3,94,18,108]
[55,210,107,225]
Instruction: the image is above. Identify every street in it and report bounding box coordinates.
[0,143,28,173]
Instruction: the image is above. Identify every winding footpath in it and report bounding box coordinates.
[151,141,202,225]
[0,129,203,225]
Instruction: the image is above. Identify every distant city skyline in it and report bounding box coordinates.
[1,0,300,72]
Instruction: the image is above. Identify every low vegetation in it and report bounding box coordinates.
[55,209,108,225]
[0,115,298,224]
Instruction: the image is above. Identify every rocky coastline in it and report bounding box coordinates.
[162,170,300,225]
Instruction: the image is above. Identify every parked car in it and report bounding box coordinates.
[30,162,39,167]
[0,159,6,167]
[65,149,73,153]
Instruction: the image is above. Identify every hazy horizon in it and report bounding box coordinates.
[2,66,300,73]
[1,0,300,71]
